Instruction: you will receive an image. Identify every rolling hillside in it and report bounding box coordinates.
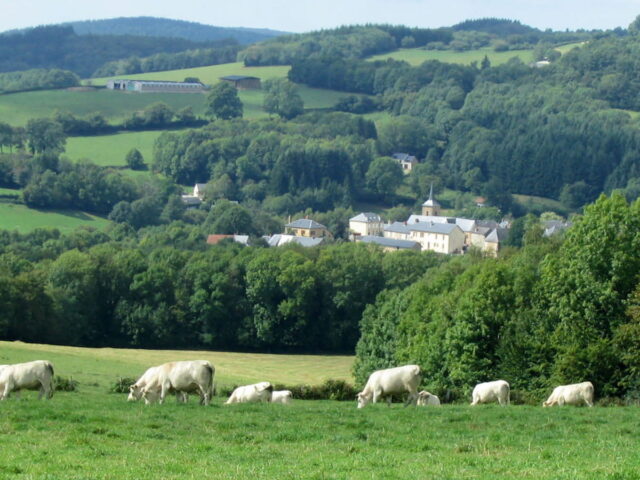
[65,17,287,44]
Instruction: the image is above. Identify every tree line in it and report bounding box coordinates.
[0,225,442,352]
[354,194,640,401]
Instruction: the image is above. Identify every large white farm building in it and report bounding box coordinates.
[106,79,205,93]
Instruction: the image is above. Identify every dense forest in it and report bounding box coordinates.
[0,25,235,77]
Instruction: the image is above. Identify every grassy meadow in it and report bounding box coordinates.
[64,130,171,167]
[1,342,640,479]
[367,46,536,66]
[0,204,109,233]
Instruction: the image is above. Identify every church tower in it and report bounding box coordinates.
[421,184,441,216]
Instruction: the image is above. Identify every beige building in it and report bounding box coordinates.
[383,221,464,254]
[285,219,332,238]
[349,212,384,237]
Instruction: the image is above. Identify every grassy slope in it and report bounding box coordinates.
[1,342,639,479]
[368,46,535,66]
[0,204,109,233]
[0,341,354,389]
[65,130,170,167]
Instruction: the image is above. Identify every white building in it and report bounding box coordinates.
[349,212,384,237]
[383,221,464,254]
[106,79,205,93]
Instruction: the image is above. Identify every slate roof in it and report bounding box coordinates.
[384,222,411,234]
[407,215,476,233]
[350,212,382,223]
[264,234,324,247]
[285,219,327,229]
[485,228,509,243]
[359,236,419,250]
[410,222,461,235]
[181,195,202,206]
[392,153,418,162]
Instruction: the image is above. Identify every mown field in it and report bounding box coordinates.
[65,130,171,167]
[0,203,109,233]
[1,342,639,479]
[367,42,585,67]
[368,46,536,66]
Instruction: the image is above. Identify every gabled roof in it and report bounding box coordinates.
[359,236,420,250]
[410,222,461,235]
[392,153,418,162]
[485,228,509,243]
[350,212,382,223]
[408,215,476,233]
[264,234,324,247]
[286,219,327,230]
[194,183,208,190]
[384,222,411,234]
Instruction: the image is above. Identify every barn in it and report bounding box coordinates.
[219,75,262,89]
[106,79,205,93]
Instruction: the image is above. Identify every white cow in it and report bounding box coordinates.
[543,382,594,407]
[417,390,441,406]
[226,382,273,404]
[356,365,422,408]
[138,360,214,406]
[128,366,188,404]
[0,360,55,400]
[271,390,293,405]
[471,380,510,406]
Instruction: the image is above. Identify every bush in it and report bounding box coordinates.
[110,377,136,394]
[54,376,78,392]
[218,379,357,401]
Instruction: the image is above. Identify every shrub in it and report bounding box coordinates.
[54,376,78,392]
[110,377,136,394]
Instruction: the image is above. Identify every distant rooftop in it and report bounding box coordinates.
[350,212,382,223]
[286,219,327,230]
[359,236,419,250]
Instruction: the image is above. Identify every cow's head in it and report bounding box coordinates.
[356,391,371,409]
[127,384,143,402]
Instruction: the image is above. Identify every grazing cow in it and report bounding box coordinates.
[417,390,441,406]
[0,360,54,400]
[356,365,422,408]
[543,382,594,407]
[271,390,293,405]
[139,360,214,406]
[471,380,510,406]
[225,382,273,404]
[128,366,188,404]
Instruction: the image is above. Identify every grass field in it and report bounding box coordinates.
[0,204,109,233]
[65,131,171,167]
[514,194,568,214]
[1,342,640,479]
[368,46,536,66]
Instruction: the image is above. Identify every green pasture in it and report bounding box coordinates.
[65,130,170,167]
[1,343,640,479]
[514,194,567,213]
[0,341,354,390]
[0,89,207,126]
[368,46,535,66]
[554,42,586,55]
[0,204,109,233]
[88,62,290,87]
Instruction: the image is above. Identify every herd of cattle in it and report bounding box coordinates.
[0,361,595,408]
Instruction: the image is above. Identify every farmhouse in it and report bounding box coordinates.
[392,153,418,173]
[106,79,205,93]
[220,75,262,89]
[285,219,332,239]
[349,212,383,238]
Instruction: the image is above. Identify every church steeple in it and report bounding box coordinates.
[421,183,441,216]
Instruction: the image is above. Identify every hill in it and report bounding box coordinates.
[0,25,234,78]
[65,16,287,45]
[452,18,539,35]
